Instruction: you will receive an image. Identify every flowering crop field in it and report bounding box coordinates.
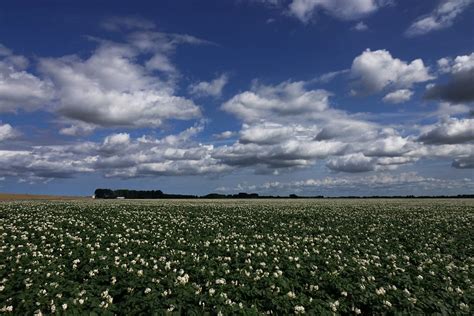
[0,199,473,315]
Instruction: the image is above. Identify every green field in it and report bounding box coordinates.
[1,199,473,314]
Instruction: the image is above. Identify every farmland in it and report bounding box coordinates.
[0,199,473,314]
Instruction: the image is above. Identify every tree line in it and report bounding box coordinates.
[93,189,321,199]
[94,189,472,199]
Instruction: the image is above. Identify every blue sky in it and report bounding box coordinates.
[0,0,473,196]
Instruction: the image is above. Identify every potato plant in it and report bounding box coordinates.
[0,199,473,314]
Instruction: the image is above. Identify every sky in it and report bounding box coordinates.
[0,0,473,196]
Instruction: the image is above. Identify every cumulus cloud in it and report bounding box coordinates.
[363,133,414,157]
[418,117,474,144]
[0,44,53,112]
[326,153,375,172]
[222,80,330,122]
[239,122,298,145]
[0,123,19,141]
[288,0,390,23]
[219,79,435,173]
[0,124,230,181]
[59,122,97,137]
[0,149,93,180]
[314,120,377,141]
[213,131,237,140]
[39,38,201,130]
[213,138,345,171]
[425,52,474,103]
[383,89,414,103]
[406,0,474,37]
[351,49,434,95]
[100,133,132,156]
[188,74,229,98]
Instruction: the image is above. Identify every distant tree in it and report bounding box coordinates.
[94,189,116,199]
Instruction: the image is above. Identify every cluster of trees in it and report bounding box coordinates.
[94,189,474,199]
[94,189,196,199]
[94,189,324,199]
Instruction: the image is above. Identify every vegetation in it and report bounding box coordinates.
[94,188,473,199]
[0,199,472,314]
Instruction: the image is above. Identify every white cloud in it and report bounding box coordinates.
[239,122,298,144]
[126,30,211,76]
[219,79,426,173]
[314,69,349,83]
[383,89,414,103]
[222,80,330,122]
[189,74,229,98]
[363,134,413,157]
[213,131,237,139]
[100,133,132,155]
[0,148,93,180]
[0,123,19,141]
[288,0,388,23]
[0,123,231,181]
[353,21,369,31]
[426,52,474,103]
[213,138,345,171]
[0,44,53,112]
[39,39,201,130]
[326,153,376,172]
[237,172,473,193]
[406,0,474,37]
[59,122,97,137]
[351,49,434,95]
[418,117,474,144]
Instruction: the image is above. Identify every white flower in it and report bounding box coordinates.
[176,274,189,285]
[383,300,392,308]
[294,305,305,314]
[215,278,226,285]
[417,275,423,280]
[62,304,67,310]
[341,291,348,297]
[209,288,215,296]
[0,285,4,292]
[144,288,151,294]
[287,291,296,299]
[78,299,84,305]
[460,302,469,312]
[1,306,13,312]
[376,287,386,295]
[354,308,361,314]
